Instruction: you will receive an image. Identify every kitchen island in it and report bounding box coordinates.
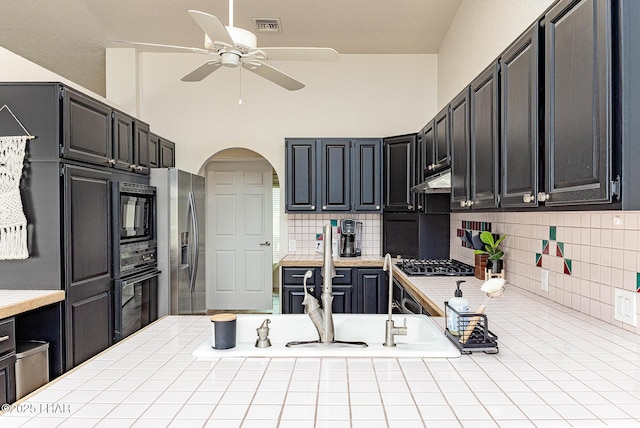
[2,275,640,427]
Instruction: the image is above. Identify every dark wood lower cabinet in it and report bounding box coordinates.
[357,269,388,314]
[0,354,16,406]
[63,165,113,368]
[70,292,112,366]
[282,267,386,314]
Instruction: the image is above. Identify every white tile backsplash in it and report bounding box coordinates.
[450,211,640,335]
[287,213,381,256]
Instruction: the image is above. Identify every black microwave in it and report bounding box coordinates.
[114,182,156,243]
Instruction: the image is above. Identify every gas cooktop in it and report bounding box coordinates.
[396,259,475,276]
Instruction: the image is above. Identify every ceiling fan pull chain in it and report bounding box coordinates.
[238,65,243,105]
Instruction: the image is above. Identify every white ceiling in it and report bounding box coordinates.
[0,0,462,95]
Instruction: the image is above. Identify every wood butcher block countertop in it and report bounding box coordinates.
[279,254,385,267]
[0,290,65,319]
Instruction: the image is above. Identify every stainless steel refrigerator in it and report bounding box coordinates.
[150,168,206,315]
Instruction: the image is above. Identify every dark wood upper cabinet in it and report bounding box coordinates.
[543,0,613,206]
[500,22,541,208]
[450,88,471,209]
[61,87,112,166]
[286,138,382,212]
[112,111,134,171]
[353,139,382,211]
[421,121,435,176]
[286,139,317,211]
[383,134,416,212]
[320,139,351,211]
[149,133,160,168]
[134,121,151,175]
[469,61,500,209]
[434,106,451,170]
[159,138,176,168]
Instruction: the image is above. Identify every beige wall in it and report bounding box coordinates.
[128,52,437,177]
[437,0,554,109]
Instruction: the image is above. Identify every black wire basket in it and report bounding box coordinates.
[444,301,498,354]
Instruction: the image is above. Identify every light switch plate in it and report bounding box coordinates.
[288,239,296,252]
[614,288,637,326]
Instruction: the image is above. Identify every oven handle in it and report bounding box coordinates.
[400,297,421,314]
[119,269,161,285]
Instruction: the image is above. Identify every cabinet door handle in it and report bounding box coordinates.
[322,206,327,210]
[466,200,475,207]
[309,287,315,293]
[0,335,9,342]
[129,164,138,170]
[107,158,116,165]
[417,205,423,210]
[334,274,345,278]
[523,193,535,203]
[376,205,380,210]
[538,192,550,202]
[408,205,413,210]
[459,200,467,208]
[310,205,315,210]
[292,274,311,278]
[259,241,271,246]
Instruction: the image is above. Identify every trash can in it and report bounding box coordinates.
[15,340,49,399]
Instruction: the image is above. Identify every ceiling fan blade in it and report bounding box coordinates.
[255,47,340,62]
[242,62,305,91]
[188,10,235,49]
[108,40,208,54]
[181,61,223,82]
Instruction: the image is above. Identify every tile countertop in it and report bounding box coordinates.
[0,290,65,319]
[3,279,640,427]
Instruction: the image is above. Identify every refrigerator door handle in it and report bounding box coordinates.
[188,191,199,294]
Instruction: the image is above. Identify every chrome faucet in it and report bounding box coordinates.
[383,253,408,347]
[286,224,365,349]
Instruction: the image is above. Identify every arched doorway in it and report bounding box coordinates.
[202,148,280,313]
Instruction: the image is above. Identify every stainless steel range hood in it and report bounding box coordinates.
[411,168,451,193]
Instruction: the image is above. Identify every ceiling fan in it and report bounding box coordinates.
[112,0,339,91]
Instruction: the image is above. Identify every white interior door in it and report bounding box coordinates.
[206,160,273,310]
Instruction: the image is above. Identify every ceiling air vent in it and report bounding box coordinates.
[253,18,282,33]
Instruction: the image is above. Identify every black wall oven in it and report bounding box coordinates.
[114,182,155,243]
[113,181,159,342]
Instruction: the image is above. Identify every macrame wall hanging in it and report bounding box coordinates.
[0,105,35,260]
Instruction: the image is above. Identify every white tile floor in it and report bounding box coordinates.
[3,276,640,427]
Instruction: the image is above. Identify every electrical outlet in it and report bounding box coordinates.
[541,269,549,292]
[614,288,637,326]
[288,239,296,252]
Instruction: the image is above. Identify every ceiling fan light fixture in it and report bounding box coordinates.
[220,52,241,67]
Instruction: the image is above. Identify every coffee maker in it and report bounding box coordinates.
[339,219,362,257]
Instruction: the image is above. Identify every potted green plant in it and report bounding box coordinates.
[473,231,507,274]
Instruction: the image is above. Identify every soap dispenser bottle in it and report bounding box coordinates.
[447,280,469,334]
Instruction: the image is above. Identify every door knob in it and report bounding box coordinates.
[260,241,271,246]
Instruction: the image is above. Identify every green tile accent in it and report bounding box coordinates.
[564,259,572,275]
[550,226,557,241]
[535,253,542,267]
[557,242,564,257]
[542,240,549,255]
[315,233,322,240]
[637,273,640,292]
[330,219,337,227]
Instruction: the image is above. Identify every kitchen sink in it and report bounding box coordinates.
[192,313,460,358]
